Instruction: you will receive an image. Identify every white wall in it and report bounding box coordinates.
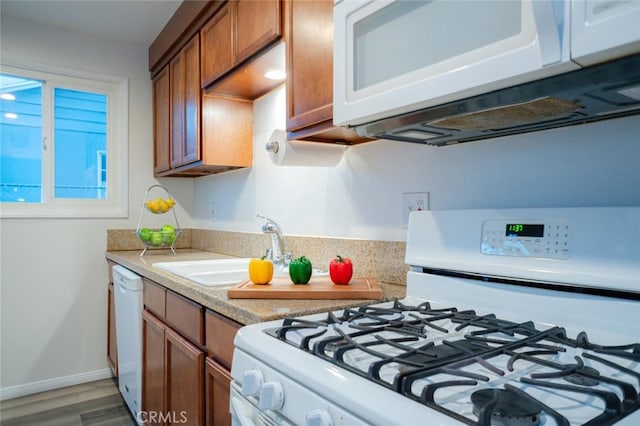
[193,86,640,241]
[0,16,193,398]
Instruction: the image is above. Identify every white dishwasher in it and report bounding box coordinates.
[112,265,143,424]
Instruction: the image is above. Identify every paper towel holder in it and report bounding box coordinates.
[265,141,279,154]
[265,129,347,167]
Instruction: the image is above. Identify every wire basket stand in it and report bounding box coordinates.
[135,184,182,256]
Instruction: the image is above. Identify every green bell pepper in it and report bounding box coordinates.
[289,256,312,284]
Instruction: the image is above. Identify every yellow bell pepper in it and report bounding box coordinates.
[248,257,273,285]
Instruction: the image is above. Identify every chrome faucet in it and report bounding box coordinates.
[257,214,289,266]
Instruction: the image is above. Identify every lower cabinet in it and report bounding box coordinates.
[205,309,241,425]
[142,310,165,423]
[205,358,232,426]
[166,326,204,425]
[142,309,205,425]
[140,278,240,426]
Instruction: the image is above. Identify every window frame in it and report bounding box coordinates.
[0,62,128,218]
[96,150,107,200]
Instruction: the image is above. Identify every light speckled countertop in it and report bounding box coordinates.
[105,249,406,325]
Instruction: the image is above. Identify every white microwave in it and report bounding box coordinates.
[333,0,640,145]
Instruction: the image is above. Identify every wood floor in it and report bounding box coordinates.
[0,379,136,425]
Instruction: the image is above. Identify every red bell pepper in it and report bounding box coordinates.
[329,255,353,285]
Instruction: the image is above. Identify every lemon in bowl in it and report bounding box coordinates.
[145,197,176,214]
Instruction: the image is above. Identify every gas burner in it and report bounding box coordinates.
[471,389,542,426]
[562,364,600,386]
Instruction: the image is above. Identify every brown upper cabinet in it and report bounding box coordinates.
[153,67,170,174]
[200,3,233,88]
[152,34,204,177]
[149,0,371,178]
[170,34,201,169]
[236,0,282,64]
[284,0,369,144]
[201,0,282,89]
[151,1,281,177]
[153,30,254,177]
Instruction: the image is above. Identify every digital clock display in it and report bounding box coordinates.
[505,223,544,237]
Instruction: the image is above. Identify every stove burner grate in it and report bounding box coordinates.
[575,331,640,362]
[265,305,640,425]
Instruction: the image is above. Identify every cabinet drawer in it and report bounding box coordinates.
[143,278,166,318]
[166,290,204,346]
[205,310,242,368]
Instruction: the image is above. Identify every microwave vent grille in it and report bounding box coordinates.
[428,97,582,131]
[354,54,640,145]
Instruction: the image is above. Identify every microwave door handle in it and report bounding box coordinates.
[531,0,565,66]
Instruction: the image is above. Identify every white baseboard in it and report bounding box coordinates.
[0,368,114,401]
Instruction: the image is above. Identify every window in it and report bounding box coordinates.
[0,63,128,218]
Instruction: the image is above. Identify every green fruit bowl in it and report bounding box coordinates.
[136,227,179,248]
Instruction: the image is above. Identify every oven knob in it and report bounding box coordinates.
[258,381,284,410]
[305,409,333,426]
[241,369,263,397]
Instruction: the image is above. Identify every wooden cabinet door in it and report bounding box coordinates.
[107,282,118,377]
[153,66,171,174]
[170,53,185,168]
[165,327,204,426]
[285,0,334,132]
[235,0,281,64]
[169,34,201,170]
[183,35,201,165]
[205,358,232,426]
[142,310,165,425]
[200,3,233,88]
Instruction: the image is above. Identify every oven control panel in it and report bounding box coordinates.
[480,218,571,259]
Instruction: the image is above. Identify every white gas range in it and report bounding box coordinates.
[231,207,640,426]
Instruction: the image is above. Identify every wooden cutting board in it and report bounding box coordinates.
[227,276,383,300]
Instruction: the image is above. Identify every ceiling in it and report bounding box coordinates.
[1,0,182,46]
